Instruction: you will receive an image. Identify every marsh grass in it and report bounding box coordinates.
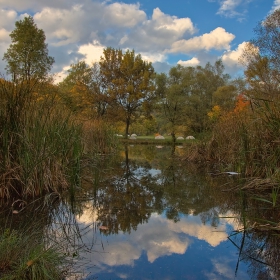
[0,80,83,199]
[0,228,67,280]
[82,119,118,155]
[0,79,118,200]
[185,97,280,215]
[189,98,280,177]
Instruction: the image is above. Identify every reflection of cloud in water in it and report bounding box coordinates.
[75,210,236,270]
[220,212,243,232]
[204,257,248,280]
[166,215,228,247]
[131,214,190,262]
[134,167,161,178]
[99,242,140,266]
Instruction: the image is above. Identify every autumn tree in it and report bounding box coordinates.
[59,61,112,118]
[3,16,54,82]
[240,9,280,99]
[99,48,155,137]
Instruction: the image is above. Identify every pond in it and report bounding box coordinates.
[2,144,279,279]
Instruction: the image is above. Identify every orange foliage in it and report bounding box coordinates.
[233,94,249,113]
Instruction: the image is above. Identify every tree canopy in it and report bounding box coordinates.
[241,8,280,98]
[3,16,54,82]
[99,47,155,136]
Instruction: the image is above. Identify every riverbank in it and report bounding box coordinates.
[118,135,197,145]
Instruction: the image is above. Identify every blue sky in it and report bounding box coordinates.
[0,0,278,81]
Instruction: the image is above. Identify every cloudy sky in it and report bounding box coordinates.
[0,0,278,81]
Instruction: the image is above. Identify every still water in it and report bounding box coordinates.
[5,144,279,279]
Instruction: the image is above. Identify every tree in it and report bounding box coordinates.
[99,48,155,137]
[3,16,54,82]
[212,85,237,111]
[240,9,280,98]
[59,61,95,115]
[185,60,229,132]
[156,65,189,143]
[59,61,112,118]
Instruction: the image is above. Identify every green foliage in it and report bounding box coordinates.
[0,229,66,280]
[3,16,54,82]
[155,60,231,139]
[212,85,237,111]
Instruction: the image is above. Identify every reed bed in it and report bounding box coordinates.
[82,119,118,155]
[187,98,280,179]
[0,79,118,200]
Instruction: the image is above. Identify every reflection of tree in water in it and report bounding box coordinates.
[1,145,280,279]
[91,144,234,229]
[90,145,161,234]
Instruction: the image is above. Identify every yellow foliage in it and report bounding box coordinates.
[208,105,221,121]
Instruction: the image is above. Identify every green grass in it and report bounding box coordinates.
[0,228,67,280]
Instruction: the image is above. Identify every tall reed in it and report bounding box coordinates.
[203,97,280,193]
[82,119,118,155]
[0,79,84,199]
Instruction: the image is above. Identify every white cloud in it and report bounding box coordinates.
[0,28,10,43]
[170,27,235,54]
[78,40,105,65]
[217,0,242,16]
[0,1,244,79]
[34,5,90,46]
[0,0,78,12]
[272,0,280,11]
[0,9,17,30]
[209,0,251,19]
[141,52,167,63]
[221,42,246,67]
[119,8,196,53]
[151,7,195,35]
[104,2,146,28]
[177,57,200,66]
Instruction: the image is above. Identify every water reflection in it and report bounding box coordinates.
[64,144,248,279]
[1,144,279,279]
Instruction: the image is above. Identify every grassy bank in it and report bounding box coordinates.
[0,228,67,280]
[119,135,197,145]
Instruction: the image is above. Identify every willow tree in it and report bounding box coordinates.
[99,48,155,137]
[3,16,54,83]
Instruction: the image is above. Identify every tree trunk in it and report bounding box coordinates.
[125,117,130,139]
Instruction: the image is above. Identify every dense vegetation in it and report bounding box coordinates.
[1,11,280,199]
[1,9,280,278]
